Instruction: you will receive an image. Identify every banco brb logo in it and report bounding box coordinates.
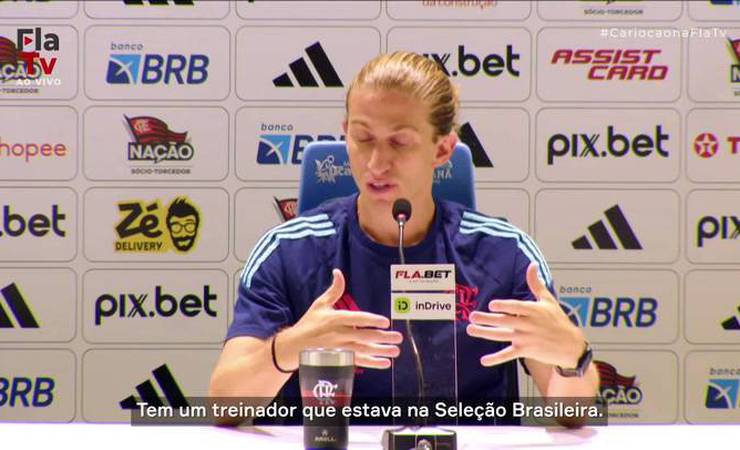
[115,196,201,254]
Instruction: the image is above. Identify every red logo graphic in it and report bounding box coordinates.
[455,284,479,322]
[274,197,297,222]
[551,48,668,81]
[694,133,719,158]
[126,116,187,144]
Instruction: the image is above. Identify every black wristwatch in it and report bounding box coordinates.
[555,341,593,377]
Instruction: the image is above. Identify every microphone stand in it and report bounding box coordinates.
[383,200,456,450]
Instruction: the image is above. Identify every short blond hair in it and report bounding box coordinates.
[346,51,460,139]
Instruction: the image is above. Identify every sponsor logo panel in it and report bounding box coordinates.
[82,349,219,422]
[85,0,228,19]
[459,108,528,182]
[591,351,677,423]
[0,349,75,422]
[234,187,298,262]
[83,106,228,181]
[689,0,740,21]
[236,27,380,101]
[236,0,380,20]
[0,106,76,180]
[83,269,228,344]
[0,25,77,99]
[538,1,681,21]
[686,271,740,344]
[554,269,678,344]
[0,269,75,342]
[537,27,681,102]
[474,188,529,234]
[687,190,740,264]
[387,27,531,102]
[535,190,679,263]
[387,0,531,21]
[685,352,740,423]
[83,188,228,262]
[688,28,740,102]
[0,0,78,18]
[688,109,740,182]
[536,108,679,182]
[85,26,229,100]
[0,188,76,261]
[235,106,345,181]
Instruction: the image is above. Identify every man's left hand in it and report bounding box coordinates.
[466,262,586,369]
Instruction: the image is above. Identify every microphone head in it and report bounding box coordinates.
[392,198,412,222]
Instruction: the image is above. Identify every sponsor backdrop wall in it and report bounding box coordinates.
[0,0,738,425]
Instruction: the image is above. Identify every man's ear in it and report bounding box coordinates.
[342,119,348,135]
[433,131,458,168]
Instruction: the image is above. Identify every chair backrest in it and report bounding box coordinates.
[298,141,476,214]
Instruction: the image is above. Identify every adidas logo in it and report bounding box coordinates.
[572,204,642,250]
[123,0,194,5]
[0,282,39,329]
[273,42,343,88]
[458,122,493,168]
[722,306,740,331]
[120,364,189,410]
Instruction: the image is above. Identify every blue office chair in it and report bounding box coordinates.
[297,141,476,214]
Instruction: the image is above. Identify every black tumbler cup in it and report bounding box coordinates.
[299,349,355,450]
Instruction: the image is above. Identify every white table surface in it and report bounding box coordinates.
[1,423,739,449]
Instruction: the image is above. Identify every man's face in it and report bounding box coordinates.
[167,214,198,252]
[343,87,453,212]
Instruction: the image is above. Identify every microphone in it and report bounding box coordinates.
[392,198,412,265]
[391,198,426,408]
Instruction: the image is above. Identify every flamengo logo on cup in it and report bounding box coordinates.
[0,282,39,328]
[312,380,338,399]
[423,45,520,79]
[115,196,201,254]
[551,48,668,81]
[0,27,60,86]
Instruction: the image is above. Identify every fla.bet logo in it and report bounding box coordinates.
[0,27,61,86]
[115,196,201,254]
[106,42,208,85]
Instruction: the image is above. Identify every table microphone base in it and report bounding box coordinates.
[382,427,456,450]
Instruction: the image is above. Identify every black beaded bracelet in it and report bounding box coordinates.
[271,333,296,374]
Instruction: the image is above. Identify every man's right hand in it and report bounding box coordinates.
[274,268,403,370]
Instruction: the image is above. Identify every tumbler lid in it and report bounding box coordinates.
[300,348,354,367]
